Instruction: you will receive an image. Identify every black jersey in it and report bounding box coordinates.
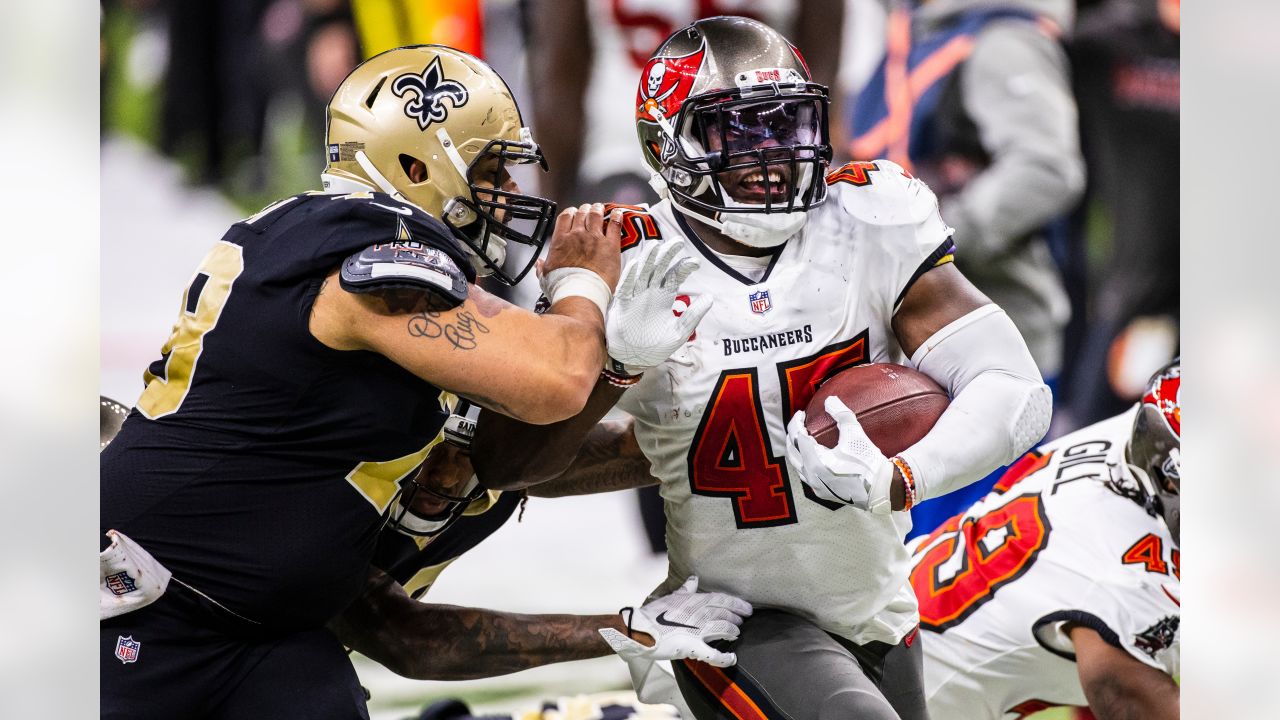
[101,191,476,631]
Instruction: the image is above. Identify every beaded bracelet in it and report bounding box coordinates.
[891,456,919,511]
[601,368,643,388]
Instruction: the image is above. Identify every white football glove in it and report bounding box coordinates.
[785,396,896,515]
[599,575,751,667]
[605,240,712,375]
[600,577,751,718]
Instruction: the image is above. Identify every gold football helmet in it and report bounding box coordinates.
[324,45,555,285]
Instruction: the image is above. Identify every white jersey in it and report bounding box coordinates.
[909,409,1181,719]
[580,0,797,185]
[616,162,957,645]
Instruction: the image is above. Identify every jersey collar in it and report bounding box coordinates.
[671,209,785,287]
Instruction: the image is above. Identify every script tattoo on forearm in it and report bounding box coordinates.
[407,310,490,350]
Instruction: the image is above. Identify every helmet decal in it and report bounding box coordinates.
[392,56,470,131]
[1142,367,1181,437]
[635,45,706,124]
[788,41,812,79]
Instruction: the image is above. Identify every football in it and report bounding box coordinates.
[804,363,950,456]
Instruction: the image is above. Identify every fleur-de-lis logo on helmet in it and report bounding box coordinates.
[392,57,469,131]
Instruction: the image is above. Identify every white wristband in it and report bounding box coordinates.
[539,267,612,318]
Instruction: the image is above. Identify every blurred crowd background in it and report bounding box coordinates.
[99,0,1180,433]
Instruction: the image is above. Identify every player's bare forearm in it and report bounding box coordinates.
[314,275,606,424]
[473,378,624,490]
[1071,625,1180,720]
[331,568,628,680]
[526,417,657,497]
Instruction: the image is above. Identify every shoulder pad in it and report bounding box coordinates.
[604,202,663,252]
[341,236,470,307]
[827,160,941,228]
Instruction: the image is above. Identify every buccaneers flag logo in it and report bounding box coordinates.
[1143,367,1181,437]
[635,46,706,124]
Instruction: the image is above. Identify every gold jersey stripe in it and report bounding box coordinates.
[403,557,455,597]
[346,434,440,514]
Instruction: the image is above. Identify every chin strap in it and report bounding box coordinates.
[668,198,807,248]
[652,173,810,249]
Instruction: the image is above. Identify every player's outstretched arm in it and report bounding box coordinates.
[330,567,627,680]
[1070,625,1180,720]
[524,417,658,498]
[329,568,748,681]
[312,205,621,426]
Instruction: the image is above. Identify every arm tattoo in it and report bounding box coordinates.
[406,309,491,350]
[329,568,616,680]
[397,607,617,679]
[527,419,657,497]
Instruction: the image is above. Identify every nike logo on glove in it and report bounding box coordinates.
[655,612,698,629]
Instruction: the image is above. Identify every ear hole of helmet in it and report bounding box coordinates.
[399,154,427,183]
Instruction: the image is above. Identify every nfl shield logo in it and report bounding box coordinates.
[328,144,340,162]
[749,290,772,315]
[106,571,138,596]
[115,635,141,664]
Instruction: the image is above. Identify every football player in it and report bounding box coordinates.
[328,410,751,685]
[100,45,717,720]
[473,17,1051,720]
[910,361,1180,718]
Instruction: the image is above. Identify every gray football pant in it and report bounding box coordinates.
[672,609,929,720]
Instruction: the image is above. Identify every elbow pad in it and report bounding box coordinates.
[898,305,1052,501]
